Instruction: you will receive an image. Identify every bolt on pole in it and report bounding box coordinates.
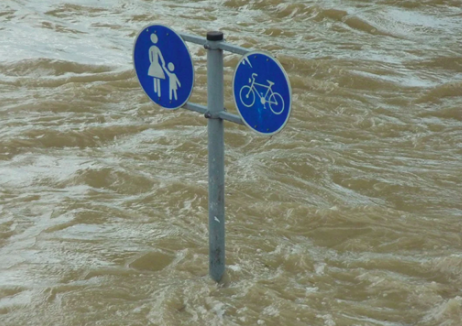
[206,31,225,282]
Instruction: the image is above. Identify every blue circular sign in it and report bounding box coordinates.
[233,52,292,135]
[133,25,194,109]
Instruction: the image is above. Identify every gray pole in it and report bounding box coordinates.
[206,31,225,282]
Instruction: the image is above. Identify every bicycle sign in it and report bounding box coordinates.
[239,73,285,115]
[233,51,291,135]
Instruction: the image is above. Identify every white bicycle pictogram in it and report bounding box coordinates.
[239,73,285,115]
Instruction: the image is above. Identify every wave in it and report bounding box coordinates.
[416,81,462,103]
[0,58,113,77]
[0,58,134,88]
[419,107,462,121]
[406,56,462,73]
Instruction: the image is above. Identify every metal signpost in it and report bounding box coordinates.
[133,25,292,282]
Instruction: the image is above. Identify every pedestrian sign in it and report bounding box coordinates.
[233,52,292,135]
[133,24,194,109]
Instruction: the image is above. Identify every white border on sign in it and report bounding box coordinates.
[132,24,195,110]
[232,51,292,136]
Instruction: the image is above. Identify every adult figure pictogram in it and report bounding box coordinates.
[148,33,166,97]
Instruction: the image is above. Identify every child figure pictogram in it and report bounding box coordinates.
[165,62,181,101]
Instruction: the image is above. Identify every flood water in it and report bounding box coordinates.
[1,0,462,325]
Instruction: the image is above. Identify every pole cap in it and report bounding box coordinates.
[206,31,224,41]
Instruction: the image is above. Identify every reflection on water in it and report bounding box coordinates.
[1,0,462,325]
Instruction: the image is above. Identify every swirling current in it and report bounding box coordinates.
[1,1,462,325]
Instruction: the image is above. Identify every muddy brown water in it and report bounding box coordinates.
[1,1,462,325]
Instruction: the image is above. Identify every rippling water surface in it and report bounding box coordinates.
[1,0,462,325]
